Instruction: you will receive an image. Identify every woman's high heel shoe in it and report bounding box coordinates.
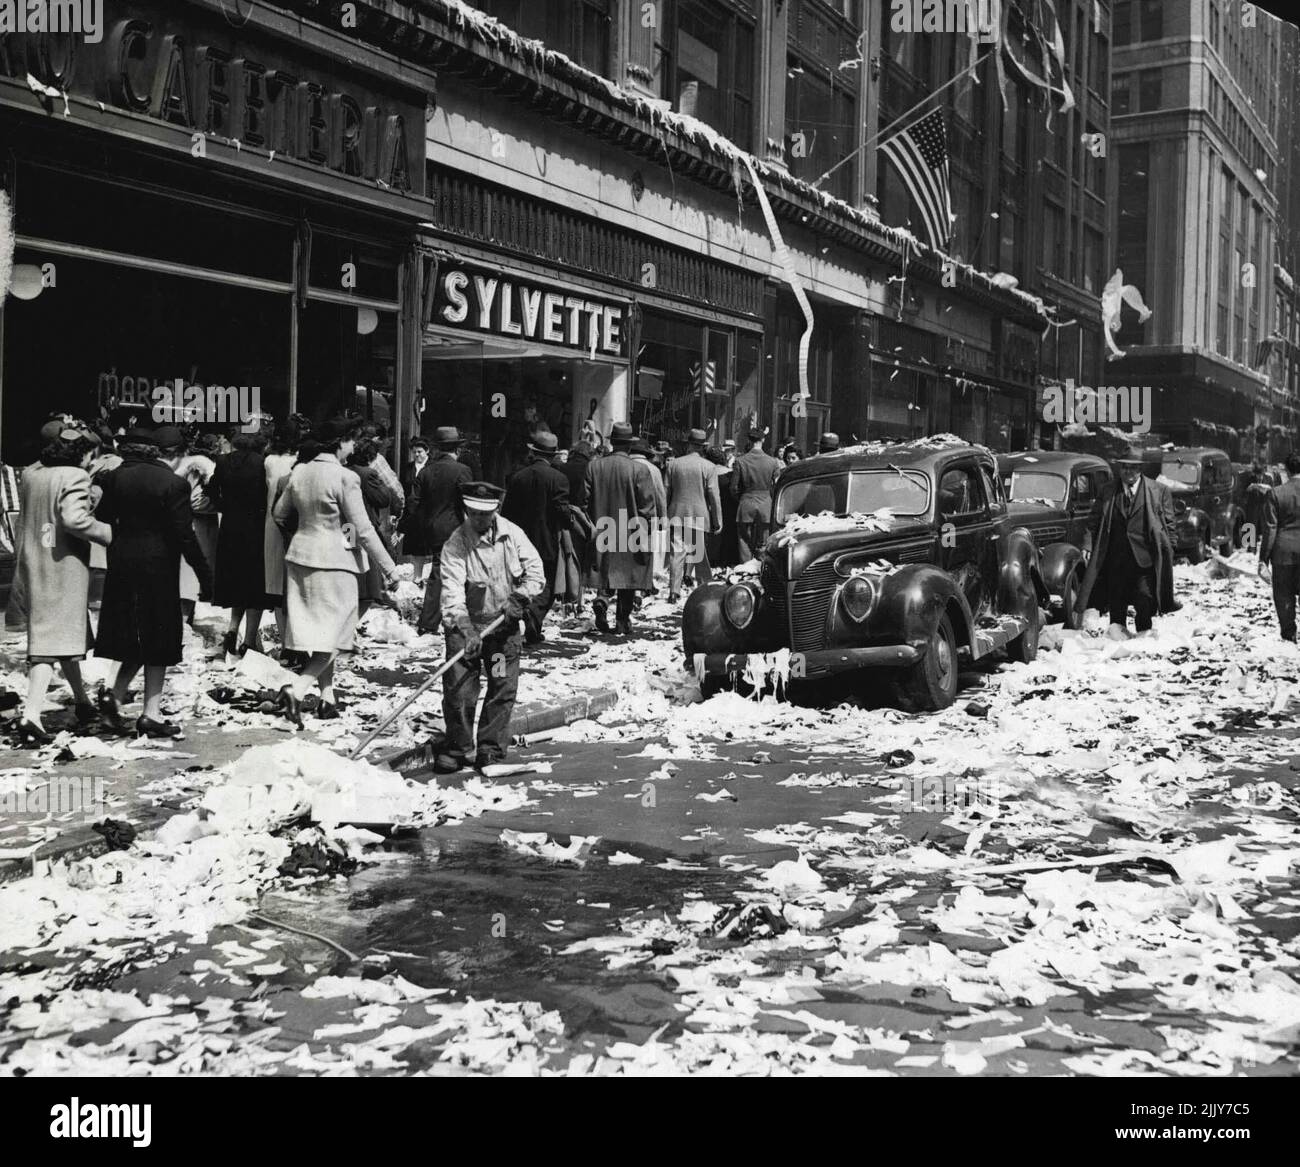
[14,719,53,747]
[278,685,303,729]
[97,688,128,735]
[136,716,181,740]
[74,702,98,727]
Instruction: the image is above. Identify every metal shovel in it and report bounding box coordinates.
[350,614,507,759]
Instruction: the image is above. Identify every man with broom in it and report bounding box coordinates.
[434,481,545,774]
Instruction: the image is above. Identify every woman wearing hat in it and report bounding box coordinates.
[272,418,409,724]
[94,425,212,739]
[14,424,113,744]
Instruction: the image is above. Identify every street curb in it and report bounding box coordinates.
[0,689,622,884]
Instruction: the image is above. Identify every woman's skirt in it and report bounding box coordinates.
[95,564,184,666]
[283,563,360,653]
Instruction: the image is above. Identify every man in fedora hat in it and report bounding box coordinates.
[502,428,570,643]
[435,481,545,773]
[631,434,668,596]
[1076,453,1177,637]
[817,432,842,456]
[667,428,722,601]
[414,426,473,634]
[731,426,783,563]
[586,421,663,635]
[1259,452,1300,641]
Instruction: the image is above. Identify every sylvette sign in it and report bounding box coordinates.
[432,263,627,359]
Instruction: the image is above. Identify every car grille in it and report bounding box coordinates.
[763,558,839,653]
[1029,523,1067,545]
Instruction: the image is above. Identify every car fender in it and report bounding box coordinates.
[1180,507,1211,539]
[1038,541,1084,600]
[998,525,1050,612]
[682,581,770,657]
[873,564,975,654]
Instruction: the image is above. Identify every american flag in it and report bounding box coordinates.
[880,108,954,252]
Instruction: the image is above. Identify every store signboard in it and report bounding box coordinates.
[0,0,425,194]
[431,262,628,360]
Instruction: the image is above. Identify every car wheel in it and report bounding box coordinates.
[1007,605,1041,663]
[1058,571,1081,630]
[1187,535,1209,564]
[896,613,959,712]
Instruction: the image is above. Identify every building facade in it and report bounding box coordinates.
[1110,0,1287,458]
[1,0,1050,477]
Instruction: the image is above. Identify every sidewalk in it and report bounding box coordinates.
[0,596,685,880]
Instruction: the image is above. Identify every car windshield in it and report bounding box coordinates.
[1007,471,1068,505]
[775,470,930,522]
[1161,460,1201,485]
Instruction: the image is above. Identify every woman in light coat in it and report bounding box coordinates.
[263,414,309,652]
[272,418,408,724]
[15,426,113,745]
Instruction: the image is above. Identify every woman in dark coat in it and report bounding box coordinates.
[210,425,270,656]
[94,425,212,739]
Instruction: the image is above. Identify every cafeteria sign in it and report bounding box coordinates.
[432,263,627,359]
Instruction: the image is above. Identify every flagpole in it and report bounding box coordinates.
[812,49,992,191]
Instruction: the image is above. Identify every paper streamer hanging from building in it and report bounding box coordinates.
[739,154,812,403]
[999,0,1075,125]
[1101,268,1152,360]
[0,191,13,303]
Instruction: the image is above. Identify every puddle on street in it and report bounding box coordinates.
[287,834,745,1043]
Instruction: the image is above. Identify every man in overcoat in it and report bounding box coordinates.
[414,426,473,634]
[502,429,570,643]
[666,427,722,601]
[586,422,663,635]
[1075,454,1176,637]
[731,427,783,563]
[1258,453,1300,641]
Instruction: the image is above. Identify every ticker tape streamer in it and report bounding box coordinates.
[740,154,812,402]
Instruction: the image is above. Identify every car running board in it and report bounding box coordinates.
[962,614,1031,660]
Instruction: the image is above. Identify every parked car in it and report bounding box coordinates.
[683,437,1049,712]
[997,451,1113,629]
[1141,447,1244,562]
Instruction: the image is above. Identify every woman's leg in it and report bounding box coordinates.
[60,660,90,706]
[243,608,264,650]
[141,665,167,722]
[226,607,244,636]
[23,662,54,727]
[294,652,336,700]
[112,662,141,704]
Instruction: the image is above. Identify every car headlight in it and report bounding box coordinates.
[723,584,756,629]
[840,575,878,623]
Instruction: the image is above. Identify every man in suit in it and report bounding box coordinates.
[414,426,473,634]
[502,429,570,643]
[1259,453,1300,641]
[586,422,662,635]
[1076,454,1177,637]
[731,428,783,563]
[666,428,722,601]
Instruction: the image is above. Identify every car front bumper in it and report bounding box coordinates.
[694,644,922,680]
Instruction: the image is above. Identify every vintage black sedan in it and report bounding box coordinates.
[1141,447,1244,561]
[997,451,1113,628]
[683,437,1049,712]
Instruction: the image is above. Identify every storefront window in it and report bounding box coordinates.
[422,336,626,485]
[635,312,706,444]
[3,255,290,464]
[950,381,989,445]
